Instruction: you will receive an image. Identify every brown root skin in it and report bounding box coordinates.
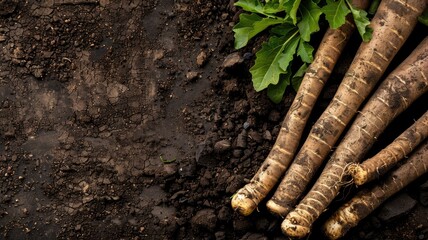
[266,0,426,217]
[347,163,367,186]
[283,33,428,238]
[230,0,368,216]
[323,141,428,239]
[350,111,428,185]
[278,0,426,236]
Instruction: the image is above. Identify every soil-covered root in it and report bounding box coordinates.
[266,0,427,218]
[323,140,428,240]
[348,111,428,185]
[230,0,370,216]
[281,35,428,238]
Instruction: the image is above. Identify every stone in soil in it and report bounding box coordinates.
[196,50,208,66]
[214,139,231,152]
[222,52,244,71]
[377,192,417,222]
[186,71,199,82]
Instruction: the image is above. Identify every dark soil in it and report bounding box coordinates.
[0,1,427,240]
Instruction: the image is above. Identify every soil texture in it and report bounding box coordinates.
[0,1,427,239]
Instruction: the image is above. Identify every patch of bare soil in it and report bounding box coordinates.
[0,0,427,239]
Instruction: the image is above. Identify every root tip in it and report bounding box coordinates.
[348,164,368,186]
[266,200,290,218]
[231,193,257,216]
[323,218,345,240]
[281,218,311,238]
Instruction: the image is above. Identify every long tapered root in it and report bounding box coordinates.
[230,1,364,215]
[266,0,426,217]
[324,141,428,239]
[349,111,428,185]
[282,33,428,238]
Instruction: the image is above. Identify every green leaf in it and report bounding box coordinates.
[264,0,286,13]
[283,0,302,25]
[235,0,266,15]
[347,0,372,42]
[278,36,300,70]
[233,13,285,49]
[297,0,323,41]
[291,63,308,91]
[267,70,292,103]
[250,30,299,91]
[297,39,314,63]
[418,8,428,26]
[235,0,283,16]
[322,0,350,29]
[270,21,295,36]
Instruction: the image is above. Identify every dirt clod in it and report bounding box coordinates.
[191,208,217,232]
[0,0,18,16]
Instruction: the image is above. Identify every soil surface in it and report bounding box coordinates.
[0,1,427,240]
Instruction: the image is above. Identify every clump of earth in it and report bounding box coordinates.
[0,1,427,239]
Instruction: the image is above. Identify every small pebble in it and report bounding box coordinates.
[243,52,253,60]
[214,139,231,152]
[222,52,244,70]
[235,130,247,149]
[186,71,199,81]
[196,51,207,66]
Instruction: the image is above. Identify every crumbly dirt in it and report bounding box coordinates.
[0,1,427,240]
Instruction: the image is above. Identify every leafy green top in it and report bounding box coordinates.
[233,0,372,103]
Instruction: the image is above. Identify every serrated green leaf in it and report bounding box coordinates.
[347,0,372,42]
[235,0,266,15]
[235,0,283,16]
[291,63,308,91]
[283,0,302,25]
[297,39,314,63]
[267,70,292,103]
[250,30,299,91]
[233,13,285,49]
[297,0,323,41]
[418,8,428,26]
[322,0,350,28]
